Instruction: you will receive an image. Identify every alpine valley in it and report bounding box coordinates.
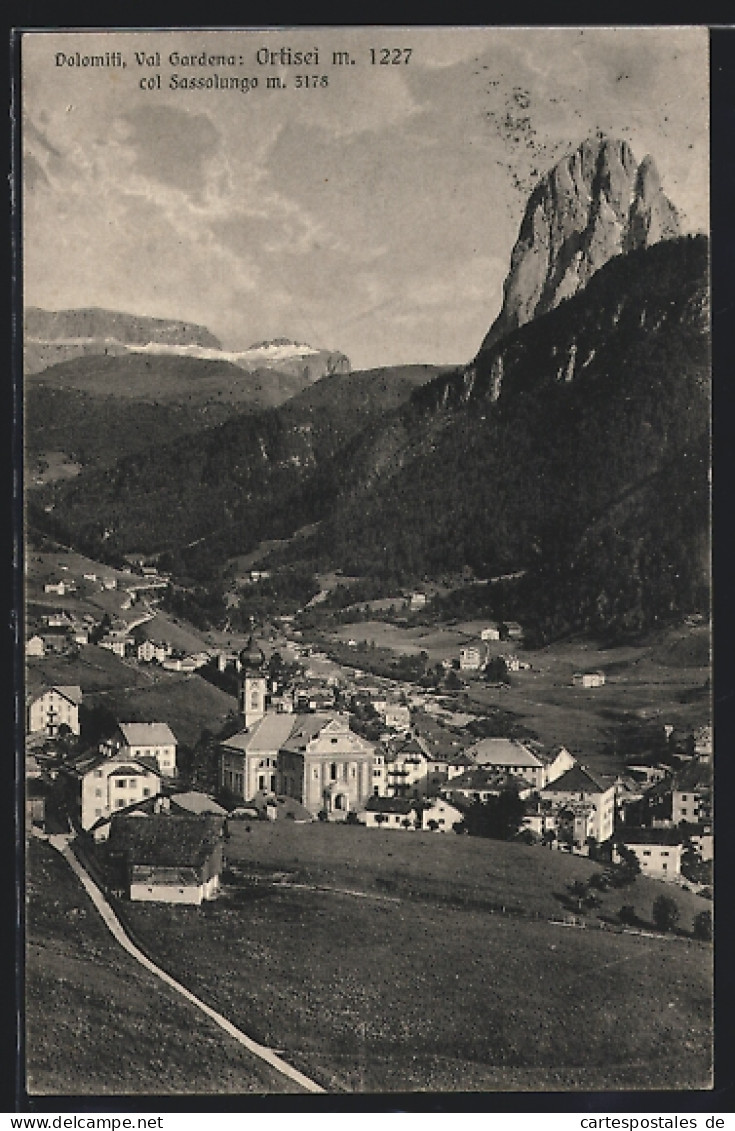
[26,138,710,644]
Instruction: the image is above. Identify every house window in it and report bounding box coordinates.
[681,795,688,801]
[313,768,319,780]
[330,763,337,781]
[116,799,125,808]
[116,779,126,789]
[143,788,150,797]
[642,850,651,856]
[95,788,102,798]
[661,851,669,857]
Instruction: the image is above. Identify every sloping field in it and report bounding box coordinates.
[225,822,708,927]
[121,875,712,1093]
[25,838,306,1095]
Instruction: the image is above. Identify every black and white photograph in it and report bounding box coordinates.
[19,25,713,1097]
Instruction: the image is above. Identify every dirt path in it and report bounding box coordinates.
[46,834,326,1094]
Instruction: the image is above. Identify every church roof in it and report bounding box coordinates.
[239,635,266,671]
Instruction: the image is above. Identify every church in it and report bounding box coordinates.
[219,638,381,818]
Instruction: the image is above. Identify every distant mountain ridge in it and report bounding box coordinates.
[479,137,680,355]
[24,306,350,381]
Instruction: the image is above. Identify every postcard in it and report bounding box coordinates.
[18,26,712,1099]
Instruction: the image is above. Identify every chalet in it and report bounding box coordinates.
[613,828,684,880]
[107,813,224,905]
[43,580,67,596]
[409,592,427,611]
[106,721,178,777]
[501,621,524,640]
[27,685,82,737]
[572,670,606,688]
[480,624,501,641]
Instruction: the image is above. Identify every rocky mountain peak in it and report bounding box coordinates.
[479,137,680,354]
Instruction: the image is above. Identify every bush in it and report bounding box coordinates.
[619,904,638,926]
[652,894,681,933]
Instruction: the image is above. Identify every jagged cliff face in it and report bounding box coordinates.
[479,137,680,355]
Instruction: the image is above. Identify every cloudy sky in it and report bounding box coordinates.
[22,27,708,370]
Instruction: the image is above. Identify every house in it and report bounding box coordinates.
[106,813,224,904]
[692,725,713,760]
[25,635,45,658]
[416,796,464,832]
[409,592,427,611]
[359,795,417,829]
[384,732,474,799]
[537,764,616,848]
[444,766,535,804]
[465,737,555,790]
[43,580,67,596]
[106,721,178,777]
[27,685,82,737]
[572,670,606,688]
[671,762,712,825]
[63,751,162,831]
[501,621,524,640]
[383,704,411,731]
[459,644,485,672]
[480,624,501,641]
[613,828,684,880]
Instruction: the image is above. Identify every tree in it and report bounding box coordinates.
[373,812,387,827]
[541,828,556,849]
[619,904,638,926]
[567,880,588,912]
[652,894,680,933]
[693,909,712,941]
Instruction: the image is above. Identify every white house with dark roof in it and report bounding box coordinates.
[107,721,178,777]
[538,764,616,846]
[444,766,535,804]
[64,750,162,830]
[27,685,82,737]
[613,828,684,880]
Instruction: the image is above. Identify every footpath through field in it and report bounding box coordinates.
[44,833,326,1094]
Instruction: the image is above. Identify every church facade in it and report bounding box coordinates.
[218,637,379,818]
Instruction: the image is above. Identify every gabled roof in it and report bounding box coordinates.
[108,813,223,867]
[30,684,83,706]
[231,713,300,753]
[281,713,354,753]
[468,738,543,769]
[541,765,610,795]
[118,721,177,747]
[169,792,228,817]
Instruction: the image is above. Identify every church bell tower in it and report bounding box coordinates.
[238,636,267,728]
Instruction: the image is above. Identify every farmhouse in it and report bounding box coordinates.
[106,813,224,905]
[671,762,712,825]
[417,796,464,832]
[27,685,82,737]
[480,624,501,641]
[106,721,178,777]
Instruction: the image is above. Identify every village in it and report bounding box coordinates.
[25,547,713,914]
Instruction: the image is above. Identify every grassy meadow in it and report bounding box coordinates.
[118,822,712,1093]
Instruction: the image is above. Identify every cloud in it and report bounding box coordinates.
[121,104,220,198]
